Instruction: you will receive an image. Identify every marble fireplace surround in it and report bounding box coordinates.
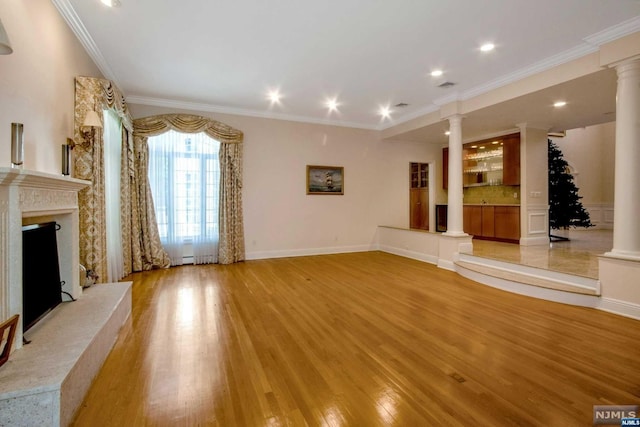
[0,168,89,348]
[0,168,132,426]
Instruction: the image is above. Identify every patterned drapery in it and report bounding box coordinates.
[133,114,245,264]
[74,76,170,281]
[129,135,171,271]
[218,142,245,264]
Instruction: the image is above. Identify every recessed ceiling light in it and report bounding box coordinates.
[479,146,486,149]
[445,131,451,136]
[326,98,339,112]
[379,106,391,119]
[480,43,495,52]
[491,141,499,145]
[267,90,281,104]
[554,101,567,108]
[100,0,121,7]
[471,145,478,148]
[431,70,443,77]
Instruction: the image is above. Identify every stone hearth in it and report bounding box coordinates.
[0,168,132,426]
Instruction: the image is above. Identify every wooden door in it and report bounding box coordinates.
[410,188,428,230]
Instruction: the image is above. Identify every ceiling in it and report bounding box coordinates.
[55,0,640,137]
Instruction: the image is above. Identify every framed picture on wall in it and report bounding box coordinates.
[306,165,344,195]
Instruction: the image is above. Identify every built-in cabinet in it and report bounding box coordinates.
[443,133,520,189]
[410,163,429,230]
[441,133,520,242]
[463,205,520,242]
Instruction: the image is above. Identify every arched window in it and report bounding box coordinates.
[148,130,220,265]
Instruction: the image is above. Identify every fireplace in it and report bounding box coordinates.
[0,167,89,349]
[22,222,63,333]
[0,167,132,426]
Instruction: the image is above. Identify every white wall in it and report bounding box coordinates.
[129,104,442,258]
[0,0,101,174]
[551,122,615,228]
[552,123,615,205]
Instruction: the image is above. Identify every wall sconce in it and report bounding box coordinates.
[71,110,102,149]
[0,18,13,55]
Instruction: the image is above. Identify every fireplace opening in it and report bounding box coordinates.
[22,222,63,333]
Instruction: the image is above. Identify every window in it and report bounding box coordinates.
[103,109,124,281]
[148,130,220,265]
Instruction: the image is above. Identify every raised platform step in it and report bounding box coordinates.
[455,253,601,307]
[0,282,132,427]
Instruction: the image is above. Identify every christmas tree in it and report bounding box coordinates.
[548,139,593,238]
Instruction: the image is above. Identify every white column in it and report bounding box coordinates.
[605,58,640,261]
[444,114,466,236]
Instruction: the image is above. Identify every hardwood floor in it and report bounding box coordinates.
[72,252,640,426]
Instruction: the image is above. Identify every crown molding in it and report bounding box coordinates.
[377,103,441,131]
[54,3,640,132]
[461,43,598,102]
[460,18,640,103]
[584,15,640,46]
[51,0,118,83]
[125,96,378,130]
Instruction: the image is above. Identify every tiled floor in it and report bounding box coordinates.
[471,229,613,279]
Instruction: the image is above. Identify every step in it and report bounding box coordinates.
[455,253,600,307]
[0,282,132,427]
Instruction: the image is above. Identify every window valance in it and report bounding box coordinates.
[75,76,133,132]
[133,114,243,144]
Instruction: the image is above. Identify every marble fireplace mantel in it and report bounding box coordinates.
[0,168,133,426]
[0,167,90,349]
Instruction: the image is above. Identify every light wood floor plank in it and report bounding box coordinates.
[72,252,640,426]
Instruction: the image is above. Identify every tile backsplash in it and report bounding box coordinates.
[463,185,520,205]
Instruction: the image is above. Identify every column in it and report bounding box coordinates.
[605,58,640,261]
[444,114,466,236]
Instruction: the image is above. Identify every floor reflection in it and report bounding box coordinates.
[375,386,399,424]
[471,229,612,279]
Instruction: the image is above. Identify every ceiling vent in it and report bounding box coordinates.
[394,102,409,108]
[438,81,456,88]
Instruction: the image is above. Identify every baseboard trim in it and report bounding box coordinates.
[437,259,456,271]
[246,245,373,260]
[377,244,438,265]
[598,297,640,321]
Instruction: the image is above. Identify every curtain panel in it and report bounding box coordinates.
[133,114,246,264]
[74,76,170,280]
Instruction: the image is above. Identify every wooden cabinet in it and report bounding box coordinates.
[494,206,520,241]
[442,133,520,189]
[481,206,495,237]
[463,205,520,243]
[463,205,482,236]
[502,135,520,185]
[410,163,429,230]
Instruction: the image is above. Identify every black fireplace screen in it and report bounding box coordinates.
[22,222,62,332]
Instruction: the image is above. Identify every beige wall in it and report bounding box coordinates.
[0,0,102,174]
[130,104,441,258]
[551,122,615,205]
